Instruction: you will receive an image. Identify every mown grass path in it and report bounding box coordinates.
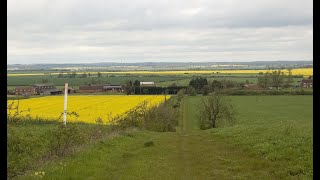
[20,96,306,180]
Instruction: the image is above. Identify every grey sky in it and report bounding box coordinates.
[7,0,313,64]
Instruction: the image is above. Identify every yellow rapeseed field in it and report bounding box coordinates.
[7,68,313,76]
[7,95,169,124]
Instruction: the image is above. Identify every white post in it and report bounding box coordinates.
[63,82,68,126]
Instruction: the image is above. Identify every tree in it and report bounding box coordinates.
[122,80,133,95]
[189,77,208,91]
[284,69,294,88]
[41,78,49,83]
[211,80,223,92]
[88,73,92,78]
[133,80,140,86]
[170,83,177,87]
[198,95,236,129]
[97,72,102,78]
[257,72,271,88]
[71,72,77,78]
[133,80,140,94]
[271,70,284,89]
[202,85,210,95]
[257,70,286,89]
[81,72,88,78]
[186,86,197,96]
[57,72,64,78]
[177,89,185,101]
[220,79,238,89]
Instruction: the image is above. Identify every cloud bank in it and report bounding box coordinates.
[7,0,313,64]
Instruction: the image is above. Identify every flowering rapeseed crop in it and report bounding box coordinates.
[7,68,313,76]
[7,95,169,124]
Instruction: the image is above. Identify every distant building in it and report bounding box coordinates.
[62,87,76,94]
[79,84,105,93]
[300,79,313,88]
[79,84,123,93]
[15,86,36,95]
[32,83,62,95]
[103,85,123,92]
[140,82,155,86]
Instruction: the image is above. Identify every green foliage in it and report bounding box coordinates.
[187,96,313,178]
[220,79,241,89]
[122,80,133,95]
[284,69,294,88]
[186,86,197,96]
[7,127,41,178]
[210,80,223,92]
[81,72,88,78]
[198,95,236,129]
[202,85,210,95]
[95,117,104,124]
[7,100,31,124]
[257,69,294,89]
[47,124,85,157]
[97,72,102,77]
[144,140,154,147]
[176,89,185,101]
[41,78,49,83]
[71,72,77,78]
[112,98,179,132]
[189,77,208,90]
[57,72,64,78]
[216,89,313,96]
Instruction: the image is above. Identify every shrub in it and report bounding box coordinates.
[112,98,179,132]
[186,86,197,96]
[198,95,236,129]
[7,127,41,178]
[144,141,154,147]
[47,124,85,157]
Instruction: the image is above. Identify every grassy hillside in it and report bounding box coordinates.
[11,96,312,179]
[186,96,313,177]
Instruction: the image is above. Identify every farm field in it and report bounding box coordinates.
[14,95,313,179]
[7,75,187,87]
[7,68,313,76]
[7,95,169,124]
[7,70,311,88]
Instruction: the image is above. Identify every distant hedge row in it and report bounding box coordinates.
[133,86,188,95]
[215,89,313,96]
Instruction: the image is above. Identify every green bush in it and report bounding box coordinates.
[144,141,154,147]
[7,127,42,178]
[216,89,312,96]
[112,98,179,132]
[47,124,85,157]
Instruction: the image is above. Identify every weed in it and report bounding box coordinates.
[144,140,154,147]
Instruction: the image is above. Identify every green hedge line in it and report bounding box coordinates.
[215,89,313,96]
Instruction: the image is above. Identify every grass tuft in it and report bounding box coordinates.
[144,140,154,147]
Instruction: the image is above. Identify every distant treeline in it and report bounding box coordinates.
[122,73,312,96]
[127,85,188,95]
[216,89,313,96]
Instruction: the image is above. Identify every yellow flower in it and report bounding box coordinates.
[7,68,313,76]
[7,95,170,124]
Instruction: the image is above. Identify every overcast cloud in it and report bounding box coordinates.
[7,0,313,64]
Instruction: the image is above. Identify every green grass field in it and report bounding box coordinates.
[8,72,303,89]
[12,95,312,179]
[186,96,313,176]
[7,75,188,87]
